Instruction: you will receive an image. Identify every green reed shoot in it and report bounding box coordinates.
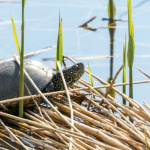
[18,0,26,117]
[108,0,116,19]
[56,14,63,71]
[88,63,93,87]
[11,0,26,117]
[122,35,127,105]
[88,62,95,100]
[127,0,135,106]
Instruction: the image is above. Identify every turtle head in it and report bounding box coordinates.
[63,63,84,86]
[52,63,84,91]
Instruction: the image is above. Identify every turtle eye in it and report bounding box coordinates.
[75,64,79,68]
[73,64,79,70]
[77,63,84,70]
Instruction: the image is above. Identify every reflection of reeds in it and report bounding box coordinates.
[108,0,116,20]
[0,55,150,149]
[107,0,116,100]
[127,0,135,107]
[108,19,116,99]
[122,35,127,105]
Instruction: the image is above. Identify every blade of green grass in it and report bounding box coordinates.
[11,15,21,56]
[122,35,126,105]
[56,14,63,71]
[108,0,116,19]
[88,62,93,87]
[88,62,95,101]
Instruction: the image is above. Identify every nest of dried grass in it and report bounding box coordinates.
[0,55,150,150]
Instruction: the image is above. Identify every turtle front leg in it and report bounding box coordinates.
[42,80,54,99]
[42,80,54,92]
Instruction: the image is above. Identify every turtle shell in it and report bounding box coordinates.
[0,59,53,101]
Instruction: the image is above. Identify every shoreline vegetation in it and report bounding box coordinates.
[0,0,150,149]
[0,54,150,149]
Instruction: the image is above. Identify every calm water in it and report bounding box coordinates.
[0,0,150,104]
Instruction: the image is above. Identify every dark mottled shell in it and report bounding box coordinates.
[0,59,53,101]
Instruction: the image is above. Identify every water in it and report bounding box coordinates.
[0,0,150,104]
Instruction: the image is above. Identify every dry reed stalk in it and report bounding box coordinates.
[42,109,70,145]
[143,101,150,111]
[24,45,56,58]
[1,55,150,149]
[66,56,150,145]
[26,110,80,149]
[0,78,150,106]
[42,107,132,150]
[52,100,145,150]
[72,101,125,132]
[19,124,59,139]
[90,92,147,145]
[30,110,99,149]
[6,45,56,62]
[78,71,149,143]
[101,65,123,105]
[1,115,79,150]
[93,86,150,127]
[136,67,150,79]
[0,119,28,150]
[0,133,19,150]
[0,112,106,147]
[14,57,102,149]
[57,61,74,150]
[42,109,89,150]
[26,83,88,149]
[42,108,99,150]
[64,56,147,119]
[19,137,57,150]
[13,56,85,135]
[10,126,60,149]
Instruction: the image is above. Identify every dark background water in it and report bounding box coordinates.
[0,0,150,104]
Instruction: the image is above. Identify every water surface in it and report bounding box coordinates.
[0,0,150,104]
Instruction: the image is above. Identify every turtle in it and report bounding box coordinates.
[0,59,84,107]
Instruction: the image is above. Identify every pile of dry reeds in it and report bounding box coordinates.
[0,55,150,150]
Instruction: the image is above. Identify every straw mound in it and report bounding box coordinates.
[0,56,150,150]
[0,78,150,150]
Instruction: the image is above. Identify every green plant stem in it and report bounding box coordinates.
[19,0,25,117]
[129,67,133,107]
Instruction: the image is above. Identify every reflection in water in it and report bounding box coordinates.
[106,21,116,98]
[109,20,116,79]
[106,0,116,98]
[78,16,97,31]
